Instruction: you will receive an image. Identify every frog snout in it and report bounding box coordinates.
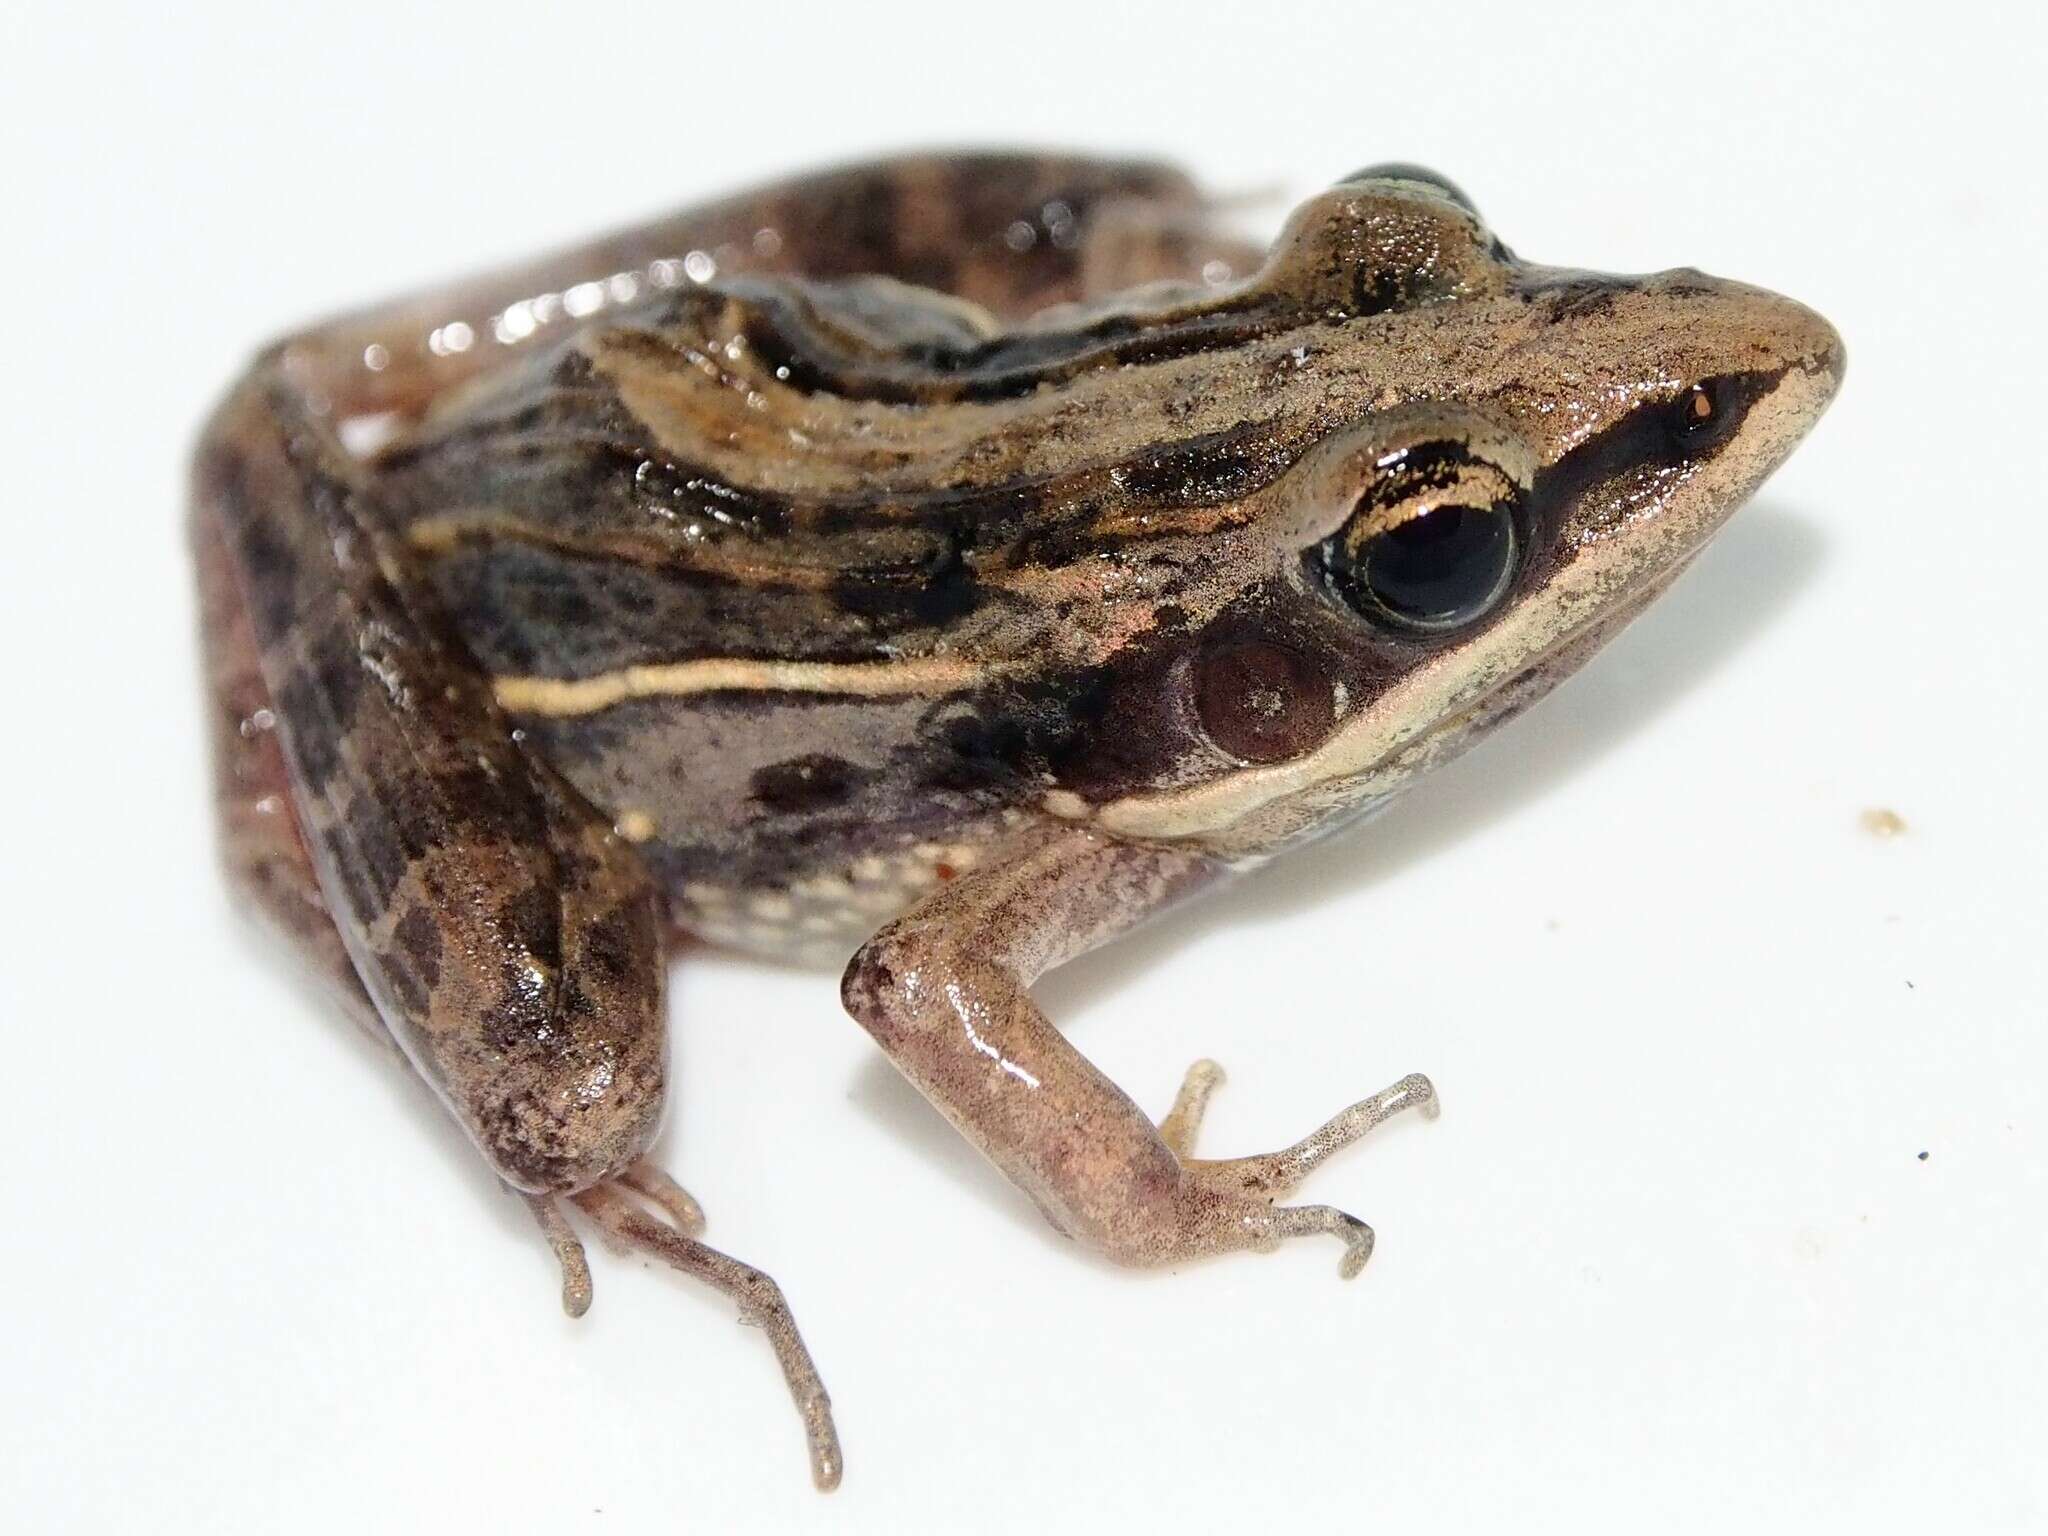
[1756,291,1847,445]
[1666,268,1846,405]
[1766,293,1846,402]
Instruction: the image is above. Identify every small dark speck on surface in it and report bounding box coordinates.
[1917,1151,1930,1161]
[1905,979,1916,990]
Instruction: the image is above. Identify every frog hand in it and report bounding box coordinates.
[1161,1061,1439,1278]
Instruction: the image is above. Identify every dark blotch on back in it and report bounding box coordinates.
[319,822,384,928]
[393,904,443,989]
[343,800,411,911]
[228,513,305,647]
[829,533,985,625]
[306,626,368,730]
[275,663,344,794]
[1530,274,1630,323]
[495,884,563,972]
[751,754,868,814]
[580,900,646,983]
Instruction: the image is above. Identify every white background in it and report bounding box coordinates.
[3,2,2043,1530]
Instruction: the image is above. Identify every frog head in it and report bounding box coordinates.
[1053,168,1843,856]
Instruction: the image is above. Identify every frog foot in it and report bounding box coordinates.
[525,1158,708,1313]
[523,1173,842,1491]
[618,1159,709,1237]
[570,1183,843,1492]
[1159,1061,1439,1279]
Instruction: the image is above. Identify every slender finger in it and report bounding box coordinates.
[1158,1059,1226,1158]
[1250,1073,1439,1196]
[1268,1203,1377,1279]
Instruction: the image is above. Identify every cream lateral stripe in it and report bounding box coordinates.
[492,655,988,715]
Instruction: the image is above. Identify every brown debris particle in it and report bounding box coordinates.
[1859,807,1907,838]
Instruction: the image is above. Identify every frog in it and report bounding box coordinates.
[189,151,1842,1490]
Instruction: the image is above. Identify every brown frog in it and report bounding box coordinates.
[190,151,1842,1489]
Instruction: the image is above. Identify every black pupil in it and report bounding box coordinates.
[1340,503,1517,632]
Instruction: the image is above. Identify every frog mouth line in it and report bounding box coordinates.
[1091,536,1708,846]
[1263,521,1717,846]
[1402,544,1697,764]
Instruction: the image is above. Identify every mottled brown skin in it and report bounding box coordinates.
[191,151,1842,1490]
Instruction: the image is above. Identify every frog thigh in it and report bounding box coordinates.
[841,824,1437,1274]
[196,369,671,1194]
[1071,189,1270,301]
[192,491,382,1042]
[745,150,1257,315]
[193,348,844,1488]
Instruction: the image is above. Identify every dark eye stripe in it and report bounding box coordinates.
[1530,368,1782,516]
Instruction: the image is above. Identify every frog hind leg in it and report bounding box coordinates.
[193,489,384,1041]
[841,826,1439,1277]
[529,1179,839,1490]
[574,1184,842,1491]
[731,150,1261,317]
[279,151,1260,424]
[191,350,842,1490]
[199,466,631,1319]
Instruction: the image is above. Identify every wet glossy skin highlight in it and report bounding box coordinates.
[191,151,1841,1490]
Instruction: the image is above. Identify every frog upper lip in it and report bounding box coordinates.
[1406,556,1684,759]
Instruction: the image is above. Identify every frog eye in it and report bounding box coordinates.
[1295,421,1533,637]
[1337,162,1480,216]
[1320,493,1520,636]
